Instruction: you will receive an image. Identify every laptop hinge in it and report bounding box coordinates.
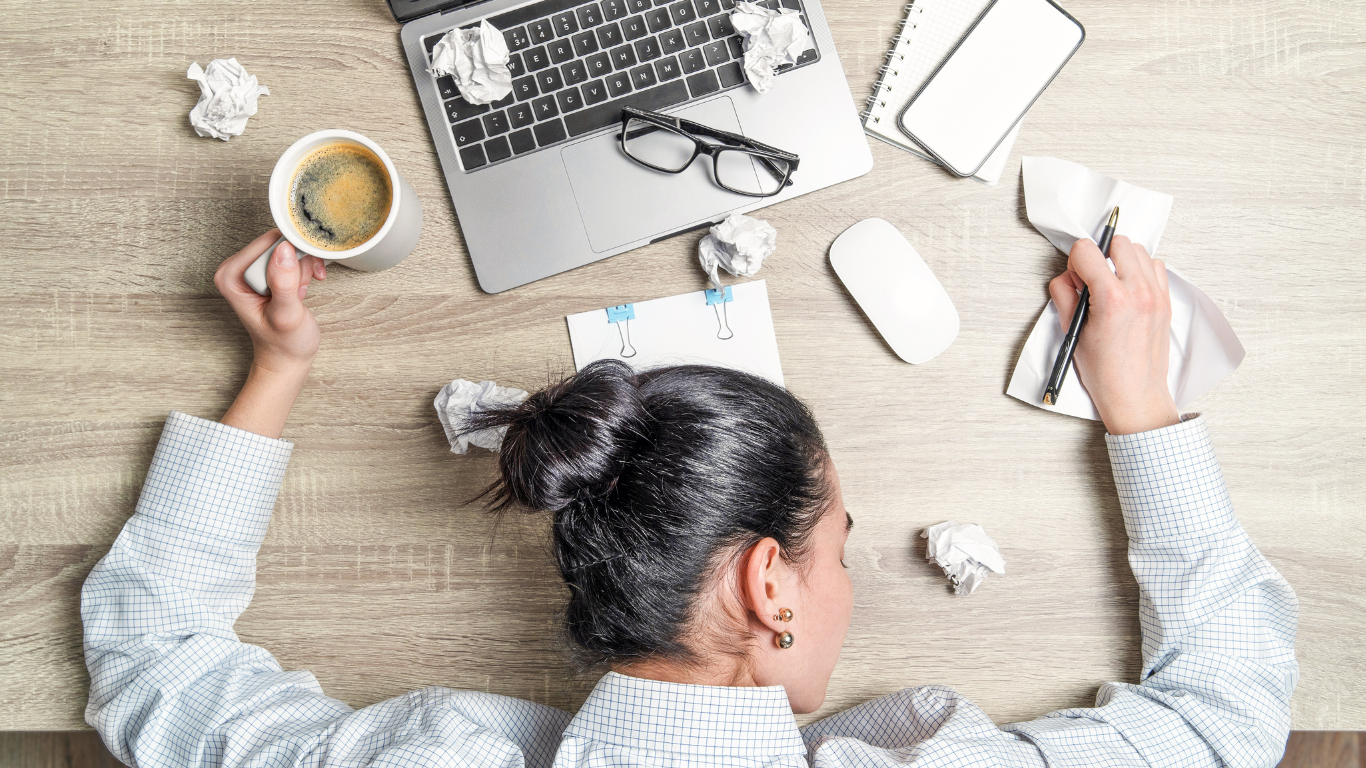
[388,0,498,24]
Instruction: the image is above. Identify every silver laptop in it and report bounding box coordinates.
[394,0,872,293]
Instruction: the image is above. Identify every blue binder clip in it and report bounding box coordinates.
[704,286,733,305]
[704,287,735,340]
[606,304,637,357]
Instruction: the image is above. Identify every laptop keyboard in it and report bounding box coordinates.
[422,0,819,172]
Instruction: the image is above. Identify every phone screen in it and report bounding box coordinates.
[899,0,1083,176]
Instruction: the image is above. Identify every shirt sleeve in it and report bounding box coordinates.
[1001,415,1299,768]
[81,411,570,768]
[804,416,1298,768]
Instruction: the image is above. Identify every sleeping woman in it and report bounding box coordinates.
[81,231,1298,768]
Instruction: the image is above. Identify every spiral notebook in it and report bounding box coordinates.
[863,0,1020,185]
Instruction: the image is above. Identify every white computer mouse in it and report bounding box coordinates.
[829,218,959,364]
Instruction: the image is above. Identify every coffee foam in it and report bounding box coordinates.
[288,142,393,251]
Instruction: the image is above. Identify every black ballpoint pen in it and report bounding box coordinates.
[1042,206,1120,406]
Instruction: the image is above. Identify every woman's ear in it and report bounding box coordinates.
[739,537,789,633]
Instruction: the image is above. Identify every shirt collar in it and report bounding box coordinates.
[564,671,806,756]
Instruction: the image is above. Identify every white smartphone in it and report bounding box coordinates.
[898,0,1084,177]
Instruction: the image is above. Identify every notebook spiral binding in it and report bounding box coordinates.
[859,1,926,125]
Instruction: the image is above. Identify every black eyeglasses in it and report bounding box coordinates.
[618,107,799,197]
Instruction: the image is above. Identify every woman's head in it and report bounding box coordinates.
[468,360,852,712]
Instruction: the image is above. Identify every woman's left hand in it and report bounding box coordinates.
[215,230,328,438]
[214,229,328,375]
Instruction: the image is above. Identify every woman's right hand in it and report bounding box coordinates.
[1048,235,1181,436]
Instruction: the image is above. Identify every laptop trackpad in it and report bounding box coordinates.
[562,97,747,253]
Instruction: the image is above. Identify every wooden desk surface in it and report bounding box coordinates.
[2,0,1363,732]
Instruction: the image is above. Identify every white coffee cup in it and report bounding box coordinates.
[245,129,423,295]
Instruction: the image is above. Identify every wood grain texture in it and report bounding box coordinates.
[1,0,1364,732]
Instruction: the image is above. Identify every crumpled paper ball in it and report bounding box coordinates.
[428,20,514,105]
[729,1,811,93]
[922,521,1006,595]
[186,58,269,141]
[434,379,529,454]
[699,212,777,291]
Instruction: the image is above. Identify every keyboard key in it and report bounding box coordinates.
[534,118,568,146]
[563,59,590,84]
[610,44,638,69]
[780,0,800,8]
[564,79,690,136]
[453,118,486,146]
[529,20,555,43]
[606,71,633,97]
[654,55,682,80]
[795,47,817,65]
[629,63,659,89]
[506,53,526,78]
[524,46,551,70]
[508,101,536,128]
[436,76,459,100]
[679,48,706,74]
[557,86,585,112]
[626,0,650,12]
[586,51,613,77]
[707,12,733,38]
[694,0,722,16]
[716,60,744,87]
[654,0,672,6]
[635,36,662,61]
[621,15,648,40]
[571,31,599,56]
[536,67,565,93]
[727,36,744,58]
[596,22,623,48]
[447,97,491,123]
[484,135,513,162]
[577,3,604,27]
[425,32,445,58]
[582,78,610,104]
[513,75,539,101]
[760,0,779,8]
[669,1,697,25]
[683,20,709,46]
[483,110,511,135]
[702,40,729,66]
[602,0,627,20]
[659,28,687,54]
[492,93,516,109]
[646,7,672,32]
[549,39,575,63]
[686,69,720,97]
[504,26,531,50]
[719,0,734,7]
[552,11,579,35]
[532,94,561,119]
[483,136,517,166]
[460,144,487,170]
[509,127,537,154]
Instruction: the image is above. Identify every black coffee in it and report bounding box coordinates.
[288,142,393,251]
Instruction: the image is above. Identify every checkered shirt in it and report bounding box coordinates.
[82,411,1297,768]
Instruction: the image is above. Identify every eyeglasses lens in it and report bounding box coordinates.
[622,118,696,172]
[714,148,790,196]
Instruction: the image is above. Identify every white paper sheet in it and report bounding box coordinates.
[1007,157,1246,419]
[566,280,784,386]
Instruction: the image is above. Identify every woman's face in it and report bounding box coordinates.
[759,461,854,713]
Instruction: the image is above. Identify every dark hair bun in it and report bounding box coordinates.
[474,359,648,513]
[464,359,831,664]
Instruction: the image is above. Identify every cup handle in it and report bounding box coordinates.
[244,237,305,296]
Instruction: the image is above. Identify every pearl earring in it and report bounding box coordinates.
[774,607,794,649]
